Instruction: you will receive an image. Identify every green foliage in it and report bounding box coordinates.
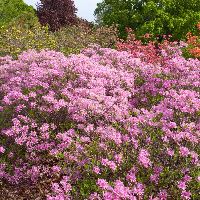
[95,0,200,40]
[77,178,99,198]
[0,0,35,27]
[8,11,39,29]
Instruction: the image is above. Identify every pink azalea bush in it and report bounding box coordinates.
[0,44,199,199]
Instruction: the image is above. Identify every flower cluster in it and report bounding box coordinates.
[0,43,199,199]
[117,29,162,64]
[186,22,200,58]
[116,28,188,65]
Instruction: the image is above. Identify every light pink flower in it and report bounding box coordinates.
[93,166,101,174]
[138,149,151,168]
[0,146,5,154]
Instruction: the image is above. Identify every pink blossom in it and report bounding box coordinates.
[138,149,151,168]
[114,154,123,164]
[133,183,145,197]
[166,148,174,156]
[0,146,5,154]
[101,158,117,171]
[40,123,50,132]
[89,192,101,200]
[178,180,187,190]
[158,190,168,200]
[181,191,191,200]
[126,172,137,183]
[0,43,199,198]
[52,166,61,174]
[97,179,111,190]
[179,147,190,157]
[93,166,101,174]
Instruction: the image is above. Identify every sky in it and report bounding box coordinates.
[23,0,102,22]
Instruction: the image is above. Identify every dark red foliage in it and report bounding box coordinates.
[36,0,78,31]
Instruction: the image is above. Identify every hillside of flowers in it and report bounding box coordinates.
[0,0,200,199]
[0,37,199,199]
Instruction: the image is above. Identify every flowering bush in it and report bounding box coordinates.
[116,29,161,64]
[54,24,118,55]
[0,24,57,58]
[186,22,200,59]
[0,23,117,58]
[116,28,188,64]
[0,44,199,199]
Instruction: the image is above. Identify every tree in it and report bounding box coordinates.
[0,0,35,27]
[37,0,78,31]
[94,0,200,40]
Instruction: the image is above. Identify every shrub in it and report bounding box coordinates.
[37,0,78,31]
[116,29,162,64]
[0,44,199,199]
[55,25,118,55]
[0,24,118,58]
[126,22,200,60]
[185,22,200,59]
[0,24,57,58]
[116,28,188,64]
[8,11,39,29]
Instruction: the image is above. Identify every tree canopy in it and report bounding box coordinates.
[94,0,200,40]
[37,0,78,31]
[0,0,35,27]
